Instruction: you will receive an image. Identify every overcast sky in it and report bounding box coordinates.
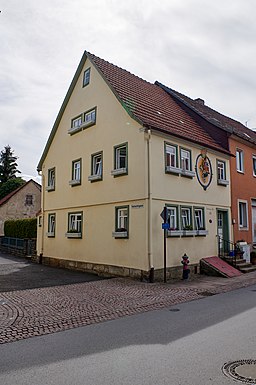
[1,0,256,182]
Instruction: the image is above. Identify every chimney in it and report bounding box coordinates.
[194,98,205,105]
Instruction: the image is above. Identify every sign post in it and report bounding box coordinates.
[160,206,168,283]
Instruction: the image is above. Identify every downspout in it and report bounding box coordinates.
[38,170,45,262]
[146,128,154,282]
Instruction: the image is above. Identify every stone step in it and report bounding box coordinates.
[239,265,256,273]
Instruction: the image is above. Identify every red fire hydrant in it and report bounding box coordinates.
[181,253,190,280]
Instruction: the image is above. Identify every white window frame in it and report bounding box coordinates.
[181,149,191,172]
[236,148,244,173]
[181,207,192,229]
[253,155,256,177]
[112,206,129,238]
[83,68,91,87]
[47,213,56,237]
[47,168,55,191]
[167,206,178,230]
[69,159,81,186]
[68,213,82,234]
[238,200,248,229]
[194,208,205,230]
[166,144,177,168]
[84,108,96,127]
[72,115,82,129]
[92,153,102,176]
[111,143,128,176]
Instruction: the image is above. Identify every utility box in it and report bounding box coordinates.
[237,242,250,263]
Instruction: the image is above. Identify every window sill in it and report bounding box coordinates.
[217,179,229,186]
[46,186,55,192]
[165,166,181,175]
[88,174,102,182]
[180,170,195,178]
[68,126,82,135]
[112,231,128,238]
[111,168,127,177]
[65,232,82,238]
[69,179,81,186]
[182,230,197,236]
[46,232,55,237]
[167,230,183,237]
[195,230,208,236]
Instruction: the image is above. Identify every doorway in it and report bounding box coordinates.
[252,200,256,245]
[217,210,229,254]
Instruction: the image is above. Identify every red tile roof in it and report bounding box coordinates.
[87,52,230,154]
[156,82,256,145]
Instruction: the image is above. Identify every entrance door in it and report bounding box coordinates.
[252,201,256,244]
[217,210,229,254]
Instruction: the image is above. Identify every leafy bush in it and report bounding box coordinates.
[4,218,37,238]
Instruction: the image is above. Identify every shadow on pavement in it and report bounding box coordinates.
[0,252,106,292]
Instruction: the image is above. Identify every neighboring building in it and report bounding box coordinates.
[37,51,232,280]
[157,83,256,248]
[0,179,41,235]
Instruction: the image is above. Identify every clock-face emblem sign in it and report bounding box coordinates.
[195,149,213,190]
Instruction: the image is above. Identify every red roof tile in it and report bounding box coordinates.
[87,52,229,154]
[156,82,256,145]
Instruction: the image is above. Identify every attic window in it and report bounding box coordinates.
[83,68,91,87]
[25,194,33,205]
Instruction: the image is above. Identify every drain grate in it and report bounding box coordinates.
[169,308,180,312]
[222,360,256,383]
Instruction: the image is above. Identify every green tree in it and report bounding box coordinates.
[0,177,26,200]
[0,145,21,185]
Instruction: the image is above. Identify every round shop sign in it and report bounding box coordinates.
[195,149,213,190]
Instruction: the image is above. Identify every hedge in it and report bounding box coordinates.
[4,218,37,239]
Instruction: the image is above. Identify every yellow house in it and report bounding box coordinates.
[37,51,232,280]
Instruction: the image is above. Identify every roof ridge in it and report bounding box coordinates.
[85,51,154,86]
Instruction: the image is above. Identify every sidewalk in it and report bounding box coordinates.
[1,261,256,344]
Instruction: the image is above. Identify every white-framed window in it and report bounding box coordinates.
[71,115,82,129]
[48,213,56,236]
[111,143,128,176]
[92,153,102,176]
[194,208,205,230]
[83,68,91,87]
[166,144,178,168]
[47,168,55,191]
[84,108,96,126]
[73,160,81,181]
[68,213,82,233]
[113,206,129,238]
[181,207,192,229]
[238,200,248,229]
[180,149,191,171]
[167,206,178,230]
[236,148,244,173]
[217,160,226,181]
[253,155,256,177]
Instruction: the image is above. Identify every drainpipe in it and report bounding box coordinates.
[146,128,154,282]
[38,170,44,261]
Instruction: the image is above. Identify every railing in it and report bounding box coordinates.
[217,235,239,268]
[1,236,24,249]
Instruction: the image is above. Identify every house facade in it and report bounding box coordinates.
[0,179,41,235]
[158,83,256,250]
[37,51,232,280]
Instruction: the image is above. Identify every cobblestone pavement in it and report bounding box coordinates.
[1,271,256,344]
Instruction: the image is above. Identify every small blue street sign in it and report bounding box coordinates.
[162,223,169,230]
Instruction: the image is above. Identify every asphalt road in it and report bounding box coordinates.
[0,252,105,292]
[1,284,256,385]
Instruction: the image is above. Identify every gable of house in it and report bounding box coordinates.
[0,180,41,235]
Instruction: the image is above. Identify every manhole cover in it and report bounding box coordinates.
[222,360,256,383]
[169,308,180,312]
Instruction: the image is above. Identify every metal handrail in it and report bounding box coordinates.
[217,235,241,267]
